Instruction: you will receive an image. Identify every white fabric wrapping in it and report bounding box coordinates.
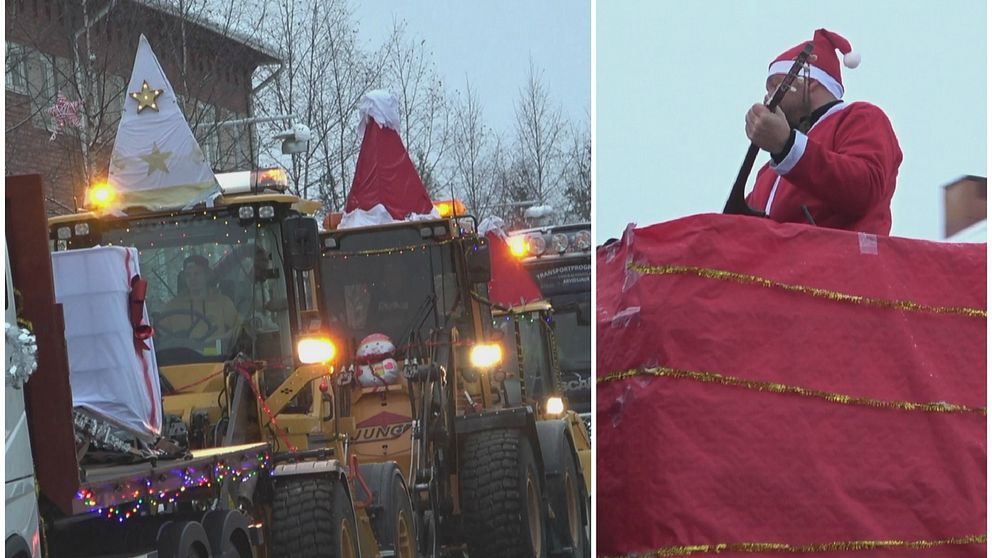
[477,216,508,239]
[51,246,162,440]
[358,90,402,134]
[338,203,441,230]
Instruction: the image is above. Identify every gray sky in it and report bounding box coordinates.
[351,1,591,136]
[596,1,986,242]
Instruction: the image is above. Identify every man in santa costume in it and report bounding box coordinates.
[745,29,903,235]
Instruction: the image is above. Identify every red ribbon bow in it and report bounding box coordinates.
[129,275,154,351]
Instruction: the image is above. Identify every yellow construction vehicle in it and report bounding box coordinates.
[314,213,591,558]
[47,170,412,557]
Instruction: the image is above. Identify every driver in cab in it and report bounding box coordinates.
[160,255,239,353]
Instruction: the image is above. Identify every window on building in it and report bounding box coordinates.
[26,51,57,128]
[5,42,29,94]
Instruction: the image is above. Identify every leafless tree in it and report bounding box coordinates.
[562,120,591,222]
[449,79,508,221]
[255,0,332,200]
[513,58,569,211]
[384,22,451,197]
[255,0,389,214]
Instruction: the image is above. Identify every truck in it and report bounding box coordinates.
[507,223,592,417]
[8,174,274,558]
[315,213,591,558]
[6,235,42,558]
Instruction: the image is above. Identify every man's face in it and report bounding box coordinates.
[184,262,208,292]
[765,74,811,128]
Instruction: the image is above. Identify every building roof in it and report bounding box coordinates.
[944,219,987,243]
[133,0,281,65]
[942,175,987,189]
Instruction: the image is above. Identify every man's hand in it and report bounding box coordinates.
[745,103,791,154]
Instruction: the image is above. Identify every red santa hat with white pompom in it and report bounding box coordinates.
[768,28,860,99]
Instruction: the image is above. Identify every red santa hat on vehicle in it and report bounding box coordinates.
[768,28,860,100]
[339,90,438,229]
[478,217,543,307]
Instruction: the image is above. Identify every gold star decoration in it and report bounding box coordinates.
[130,80,163,113]
[140,143,172,175]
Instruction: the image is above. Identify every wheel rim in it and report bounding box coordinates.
[565,470,580,547]
[526,472,542,557]
[340,518,357,558]
[397,509,415,558]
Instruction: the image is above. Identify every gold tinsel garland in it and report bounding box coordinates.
[627,263,986,319]
[599,534,986,558]
[597,366,986,416]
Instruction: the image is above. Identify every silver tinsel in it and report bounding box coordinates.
[5,322,38,388]
[72,410,136,455]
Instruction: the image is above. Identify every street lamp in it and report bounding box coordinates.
[273,123,312,155]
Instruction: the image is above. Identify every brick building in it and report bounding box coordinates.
[5,0,280,215]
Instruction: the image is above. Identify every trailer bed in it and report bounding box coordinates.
[73,443,270,515]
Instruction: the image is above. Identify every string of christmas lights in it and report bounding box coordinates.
[323,238,465,259]
[75,451,271,524]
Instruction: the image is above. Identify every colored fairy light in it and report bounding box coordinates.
[80,452,274,524]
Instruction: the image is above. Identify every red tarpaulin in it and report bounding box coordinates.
[597,214,986,558]
[486,231,543,308]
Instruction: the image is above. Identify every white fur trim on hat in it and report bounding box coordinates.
[768,60,844,99]
[358,90,401,132]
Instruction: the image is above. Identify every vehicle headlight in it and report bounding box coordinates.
[545,396,565,416]
[57,226,72,240]
[574,230,592,251]
[258,205,276,219]
[297,337,336,364]
[469,343,502,369]
[86,182,117,210]
[507,236,528,258]
[74,223,90,236]
[238,206,255,219]
[528,233,547,256]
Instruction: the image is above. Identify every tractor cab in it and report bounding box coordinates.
[49,168,323,449]
[492,301,566,418]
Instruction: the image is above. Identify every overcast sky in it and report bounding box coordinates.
[596,1,986,242]
[351,1,591,137]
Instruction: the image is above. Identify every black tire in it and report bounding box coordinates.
[360,463,417,558]
[201,509,253,558]
[270,476,359,558]
[461,429,547,558]
[556,439,588,558]
[157,521,211,558]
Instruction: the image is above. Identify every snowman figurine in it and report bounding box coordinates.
[355,333,401,387]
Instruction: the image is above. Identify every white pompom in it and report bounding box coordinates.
[843,51,861,69]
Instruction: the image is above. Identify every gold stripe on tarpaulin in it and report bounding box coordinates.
[597,367,986,416]
[322,238,459,257]
[628,263,987,319]
[599,533,986,557]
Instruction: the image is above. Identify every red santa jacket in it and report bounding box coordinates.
[746,101,902,235]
